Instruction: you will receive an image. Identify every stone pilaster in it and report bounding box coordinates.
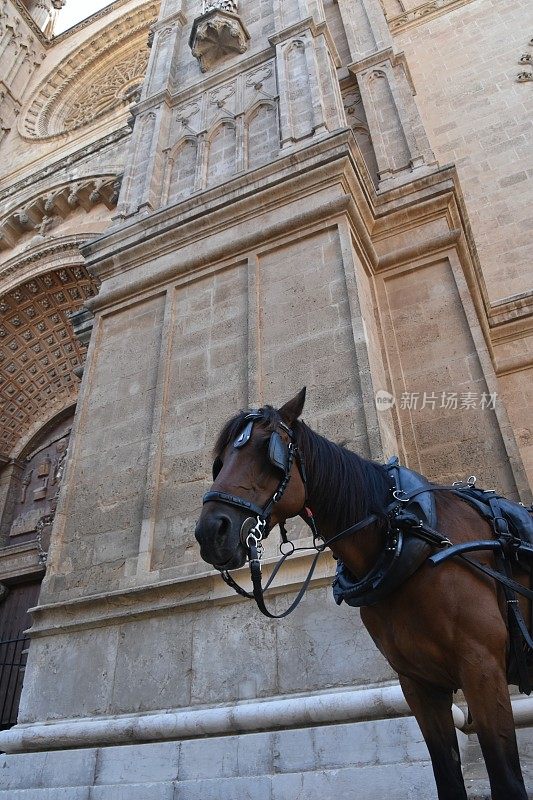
[336,0,436,187]
[115,2,186,217]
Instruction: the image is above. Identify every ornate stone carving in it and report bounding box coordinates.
[164,59,279,204]
[63,50,148,133]
[0,175,119,252]
[516,37,532,82]
[189,8,250,73]
[203,0,238,12]
[20,3,157,139]
[387,0,477,33]
[0,267,98,456]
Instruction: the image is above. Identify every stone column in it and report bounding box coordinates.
[115,2,186,217]
[336,0,436,187]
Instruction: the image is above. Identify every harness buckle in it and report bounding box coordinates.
[392,489,410,503]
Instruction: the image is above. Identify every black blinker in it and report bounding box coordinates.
[269,431,288,474]
[234,419,255,449]
[212,457,223,480]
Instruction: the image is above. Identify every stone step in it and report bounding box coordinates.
[2,718,533,799]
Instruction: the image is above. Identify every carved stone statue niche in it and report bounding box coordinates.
[189,1,249,73]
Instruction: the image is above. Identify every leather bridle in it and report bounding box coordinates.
[201,411,379,618]
[203,411,309,553]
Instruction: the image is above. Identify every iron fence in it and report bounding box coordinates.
[0,634,29,730]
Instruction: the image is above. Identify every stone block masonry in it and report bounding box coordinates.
[396,0,533,303]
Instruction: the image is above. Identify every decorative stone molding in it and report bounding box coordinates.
[10,0,48,44]
[0,684,465,753]
[189,8,250,73]
[160,59,278,206]
[0,266,99,456]
[0,175,120,252]
[203,0,238,11]
[19,2,158,139]
[387,0,476,34]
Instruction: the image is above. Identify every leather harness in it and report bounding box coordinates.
[202,412,533,690]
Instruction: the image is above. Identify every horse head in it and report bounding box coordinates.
[195,388,307,571]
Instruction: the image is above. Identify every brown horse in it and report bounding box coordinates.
[195,388,530,800]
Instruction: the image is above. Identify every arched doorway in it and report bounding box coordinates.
[0,263,98,729]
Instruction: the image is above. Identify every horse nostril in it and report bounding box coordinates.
[215,514,231,544]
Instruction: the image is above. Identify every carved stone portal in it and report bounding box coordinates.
[189,8,249,73]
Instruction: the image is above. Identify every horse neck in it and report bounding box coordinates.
[297,423,389,577]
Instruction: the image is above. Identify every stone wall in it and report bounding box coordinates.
[395,0,533,303]
[0,0,532,797]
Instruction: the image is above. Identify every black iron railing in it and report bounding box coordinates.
[0,635,29,729]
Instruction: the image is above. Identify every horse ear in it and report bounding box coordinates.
[279,387,306,425]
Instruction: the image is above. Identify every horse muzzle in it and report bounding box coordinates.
[194,507,247,570]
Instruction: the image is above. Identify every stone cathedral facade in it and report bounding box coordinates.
[0,0,531,796]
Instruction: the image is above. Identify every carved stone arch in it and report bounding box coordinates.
[0,257,99,461]
[164,136,199,206]
[15,400,76,464]
[244,98,277,123]
[205,119,237,187]
[244,100,280,170]
[19,2,158,140]
[0,238,97,299]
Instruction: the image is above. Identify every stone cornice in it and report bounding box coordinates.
[82,134,482,323]
[488,291,533,375]
[387,0,477,34]
[489,292,533,338]
[82,131,373,291]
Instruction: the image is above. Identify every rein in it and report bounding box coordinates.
[202,414,533,625]
[220,512,379,619]
[202,411,382,617]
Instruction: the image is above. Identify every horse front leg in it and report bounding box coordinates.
[461,655,527,800]
[399,674,467,800]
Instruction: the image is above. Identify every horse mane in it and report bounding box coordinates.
[214,406,391,532]
[295,420,391,531]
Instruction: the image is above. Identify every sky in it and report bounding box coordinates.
[55,0,116,34]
